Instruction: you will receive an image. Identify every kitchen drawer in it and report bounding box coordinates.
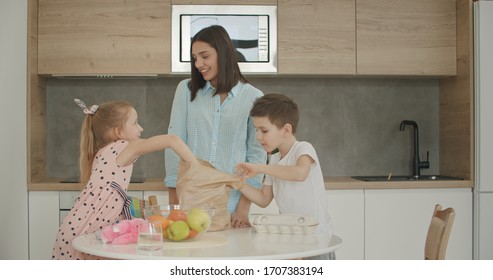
[59,191,80,210]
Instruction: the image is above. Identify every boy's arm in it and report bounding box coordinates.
[236,183,274,208]
[236,154,314,182]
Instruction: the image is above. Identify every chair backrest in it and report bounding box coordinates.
[424,204,455,260]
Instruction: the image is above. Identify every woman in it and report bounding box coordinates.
[165,25,266,227]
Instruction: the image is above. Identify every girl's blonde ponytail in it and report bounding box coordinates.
[76,100,133,184]
[79,116,95,184]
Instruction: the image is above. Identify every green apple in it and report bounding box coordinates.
[166,220,190,241]
[186,208,211,232]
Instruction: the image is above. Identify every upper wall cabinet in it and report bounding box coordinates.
[171,0,277,4]
[356,0,457,76]
[278,0,356,75]
[38,0,170,75]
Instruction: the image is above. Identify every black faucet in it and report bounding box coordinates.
[399,120,430,178]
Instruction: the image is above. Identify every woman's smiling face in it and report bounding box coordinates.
[191,41,219,87]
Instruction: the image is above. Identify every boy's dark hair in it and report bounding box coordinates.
[250,93,299,134]
[188,25,248,101]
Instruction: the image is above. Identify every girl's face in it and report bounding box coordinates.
[253,116,285,153]
[118,107,143,141]
[191,41,219,87]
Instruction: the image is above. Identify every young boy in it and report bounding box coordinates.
[234,93,333,241]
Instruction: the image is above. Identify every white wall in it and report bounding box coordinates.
[0,0,28,259]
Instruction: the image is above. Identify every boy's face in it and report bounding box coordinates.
[253,116,285,153]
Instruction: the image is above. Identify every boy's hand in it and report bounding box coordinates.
[235,162,258,179]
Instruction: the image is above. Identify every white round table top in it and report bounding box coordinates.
[72,227,342,260]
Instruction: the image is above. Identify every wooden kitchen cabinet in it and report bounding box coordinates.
[357,0,457,75]
[364,188,472,259]
[171,0,277,4]
[37,0,170,75]
[277,0,356,75]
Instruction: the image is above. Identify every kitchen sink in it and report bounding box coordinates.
[352,175,463,182]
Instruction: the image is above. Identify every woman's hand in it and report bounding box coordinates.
[231,196,252,228]
[231,210,251,228]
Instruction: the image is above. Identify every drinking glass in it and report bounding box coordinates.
[137,220,163,250]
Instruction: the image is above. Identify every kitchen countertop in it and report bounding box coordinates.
[27,177,474,191]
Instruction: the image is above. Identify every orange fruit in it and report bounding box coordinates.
[168,210,187,221]
[187,230,199,239]
[148,215,170,231]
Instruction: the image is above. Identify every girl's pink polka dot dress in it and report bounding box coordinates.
[52,140,134,260]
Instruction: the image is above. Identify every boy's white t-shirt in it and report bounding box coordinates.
[264,141,333,235]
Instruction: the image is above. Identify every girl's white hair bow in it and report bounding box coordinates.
[74,98,98,115]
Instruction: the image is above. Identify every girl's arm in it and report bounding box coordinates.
[117,135,198,167]
[236,154,314,182]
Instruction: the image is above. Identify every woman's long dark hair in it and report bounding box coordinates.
[188,25,248,101]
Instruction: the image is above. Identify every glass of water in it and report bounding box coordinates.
[137,220,163,250]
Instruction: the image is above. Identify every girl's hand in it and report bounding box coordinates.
[235,162,258,179]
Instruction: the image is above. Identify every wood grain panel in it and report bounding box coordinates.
[171,0,277,4]
[278,0,356,75]
[28,0,47,183]
[439,0,473,180]
[357,0,457,75]
[38,0,170,75]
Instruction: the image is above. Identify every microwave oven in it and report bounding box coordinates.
[171,5,277,74]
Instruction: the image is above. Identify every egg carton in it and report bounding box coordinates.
[250,214,319,235]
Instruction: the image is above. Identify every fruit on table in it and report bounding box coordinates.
[186,208,211,232]
[168,210,188,221]
[148,215,170,232]
[187,230,199,239]
[166,220,190,241]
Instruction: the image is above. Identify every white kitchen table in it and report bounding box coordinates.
[72,227,342,260]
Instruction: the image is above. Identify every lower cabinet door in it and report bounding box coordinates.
[365,188,472,260]
[29,191,59,260]
[326,189,365,260]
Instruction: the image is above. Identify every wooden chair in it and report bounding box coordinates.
[424,204,455,260]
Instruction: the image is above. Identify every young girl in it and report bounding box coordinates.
[52,99,198,260]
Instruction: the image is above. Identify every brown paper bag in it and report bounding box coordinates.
[177,159,242,231]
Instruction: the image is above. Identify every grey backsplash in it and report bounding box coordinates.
[46,77,439,181]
